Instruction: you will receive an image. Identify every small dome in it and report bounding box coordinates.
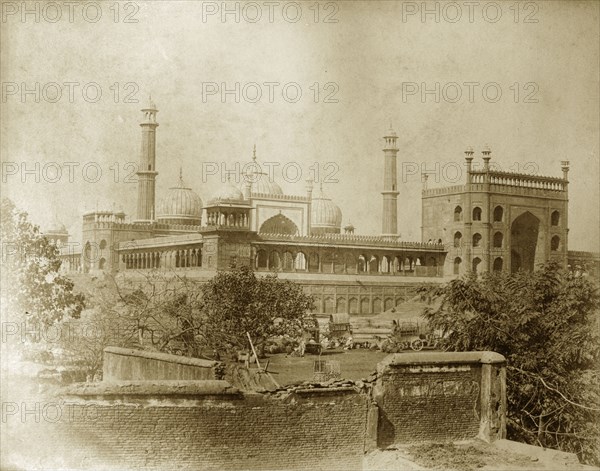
[209,177,245,205]
[311,185,342,232]
[46,220,68,234]
[240,145,284,196]
[157,174,202,224]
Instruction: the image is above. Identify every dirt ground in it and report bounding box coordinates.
[364,440,580,471]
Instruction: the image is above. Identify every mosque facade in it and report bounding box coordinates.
[52,101,597,315]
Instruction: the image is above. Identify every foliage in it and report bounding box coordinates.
[0,198,85,327]
[201,265,315,356]
[422,263,600,465]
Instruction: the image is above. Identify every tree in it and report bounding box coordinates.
[201,265,315,357]
[422,263,600,465]
[0,198,85,327]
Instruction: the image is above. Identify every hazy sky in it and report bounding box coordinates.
[1,0,598,250]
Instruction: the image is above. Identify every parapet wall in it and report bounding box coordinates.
[373,352,506,447]
[40,350,506,470]
[103,347,220,381]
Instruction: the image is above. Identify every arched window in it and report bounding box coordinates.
[551,211,560,226]
[453,257,461,275]
[99,239,107,250]
[454,232,462,248]
[283,251,294,271]
[473,233,482,247]
[454,206,463,222]
[472,207,482,221]
[493,257,503,272]
[348,297,358,314]
[308,253,319,272]
[358,255,367,273]
[295,252,307,270]
[493,232,503,248]
[268,251,281,270]
[323,297,334,314]
[256,249,268,269]
[493,206,503,222]
[368,255,379,273]
[472,257,482,273]
[98,258,106,270]
[551,235,560,251]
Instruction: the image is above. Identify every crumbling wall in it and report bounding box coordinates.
[34,350,506,470]
[373,352,506,447]
[53,381,370,471]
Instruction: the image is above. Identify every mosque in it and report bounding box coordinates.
[50,100,597,316]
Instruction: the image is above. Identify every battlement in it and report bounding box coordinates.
[258,233,446,251]
[251,192,310,202]
[84,220,202,233]
[472,170,567,191]
[422,171,567,199]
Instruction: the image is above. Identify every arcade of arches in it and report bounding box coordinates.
[253,247,443,277]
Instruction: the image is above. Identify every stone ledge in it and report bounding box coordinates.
[378,351,506,370]
[63,380,239,397]
[104,346,219,368]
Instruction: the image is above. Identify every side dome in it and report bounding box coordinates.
[43,219,69,246]
[208,177,245,205]
[240,145,284,196]
[310,185,342,234]
[157,174,203,226]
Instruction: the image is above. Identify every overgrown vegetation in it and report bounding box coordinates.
[421,263,600,465]
[1,198,85,327]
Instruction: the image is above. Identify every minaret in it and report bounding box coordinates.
[381,125,399,235]
[135,96,159,222]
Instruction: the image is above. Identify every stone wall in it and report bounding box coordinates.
[103,347,220,381]
[373,351,506,447]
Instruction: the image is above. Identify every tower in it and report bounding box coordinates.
[135,97,159,222]
[382,125,399,235]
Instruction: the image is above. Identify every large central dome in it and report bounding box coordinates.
[157,173,203,226]
[240,145,283,196]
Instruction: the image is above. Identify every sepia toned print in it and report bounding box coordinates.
[1,1,599,470]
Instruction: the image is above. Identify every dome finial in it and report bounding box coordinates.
[252,144,257,161]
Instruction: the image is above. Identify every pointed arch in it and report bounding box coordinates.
[259,214,299,235]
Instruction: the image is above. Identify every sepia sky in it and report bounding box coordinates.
[1,0,598,250]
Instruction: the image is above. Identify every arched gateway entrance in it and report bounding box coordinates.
[510,211,540,273]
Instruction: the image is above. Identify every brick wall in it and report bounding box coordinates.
[12,351,506,470]
[52,382,369,471]
[373,352,506,447]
